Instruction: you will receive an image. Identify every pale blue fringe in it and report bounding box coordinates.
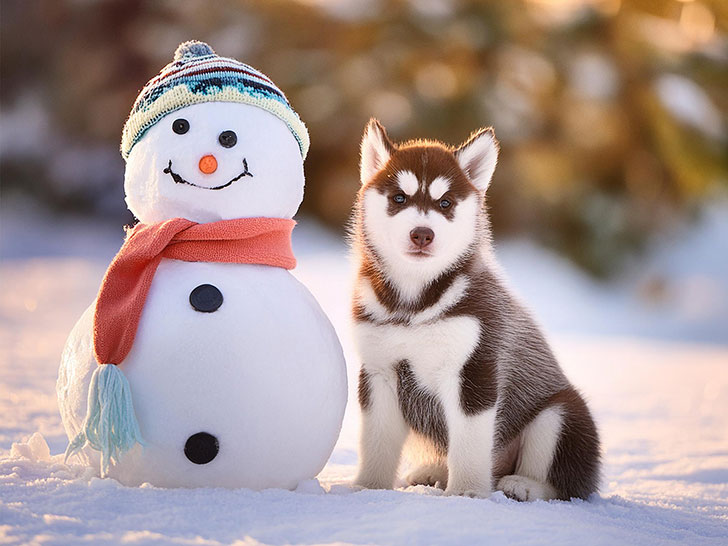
[65,364,145,477]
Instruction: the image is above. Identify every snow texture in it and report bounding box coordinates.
[1,199,727,545]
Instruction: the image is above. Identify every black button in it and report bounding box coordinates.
[218,130,237,148]
[184,432,219,465]
[189,284,223,312]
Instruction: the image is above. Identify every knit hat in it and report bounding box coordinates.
[121,41,309,160]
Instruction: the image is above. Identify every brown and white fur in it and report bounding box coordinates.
[350,119,600,501]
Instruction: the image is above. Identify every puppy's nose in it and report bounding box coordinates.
[410,227,434,248]
[199,154,218,174]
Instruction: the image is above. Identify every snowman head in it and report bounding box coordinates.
[121,41,309,224]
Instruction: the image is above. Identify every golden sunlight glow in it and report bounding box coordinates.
[415,62,458,101]
[679,1,716,45]
[526,0,621,24]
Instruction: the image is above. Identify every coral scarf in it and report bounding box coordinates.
[93,217,296,367]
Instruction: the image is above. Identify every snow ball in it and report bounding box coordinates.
[294,478,325,495]
[9,432,50,462]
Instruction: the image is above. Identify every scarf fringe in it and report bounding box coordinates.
[65,364,145,477]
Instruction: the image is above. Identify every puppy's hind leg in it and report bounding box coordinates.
[497,388,600,501]
[497,406,562,501]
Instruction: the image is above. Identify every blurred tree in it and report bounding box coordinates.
[1,0,726,275]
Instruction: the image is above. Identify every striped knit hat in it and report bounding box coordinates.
[121,41,309,160]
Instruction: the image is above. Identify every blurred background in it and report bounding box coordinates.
[1,0,727,343]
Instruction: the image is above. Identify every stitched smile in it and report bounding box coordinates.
[163,159,253,190]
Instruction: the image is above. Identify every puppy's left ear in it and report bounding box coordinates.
[455,128,499,192]
[360,118,396,185]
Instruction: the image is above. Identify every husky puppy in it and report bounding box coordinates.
[350,119,600,500]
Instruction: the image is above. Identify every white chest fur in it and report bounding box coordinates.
[353,316,480,397]
[353,312,495,498]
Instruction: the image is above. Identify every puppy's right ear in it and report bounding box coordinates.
[360,118,395,185]
[455,127,499,193]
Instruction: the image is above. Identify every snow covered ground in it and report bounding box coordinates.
[1,199,727,545]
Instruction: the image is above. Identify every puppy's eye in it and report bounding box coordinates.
[392,194,406,204]
[172,119,190,134]
[440,198,452,209]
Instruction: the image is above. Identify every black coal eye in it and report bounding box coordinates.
[393,193,406,204]
[219,130,237,148]
[172,119,189,135]
[440,198,452,209]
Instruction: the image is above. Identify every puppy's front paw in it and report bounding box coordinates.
[406,463,448,489]
[497,474,557,501]
[444,484,491,498]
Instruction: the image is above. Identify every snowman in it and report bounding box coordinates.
[57,41,347,489]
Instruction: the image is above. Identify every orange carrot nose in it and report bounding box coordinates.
[199,155,218,174]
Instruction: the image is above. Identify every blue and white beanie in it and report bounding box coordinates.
[121,41,309,160]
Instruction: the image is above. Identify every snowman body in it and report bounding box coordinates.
[57,99,347,488]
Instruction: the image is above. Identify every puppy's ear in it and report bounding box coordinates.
[360,118,395,185]
[455,128,499,192]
